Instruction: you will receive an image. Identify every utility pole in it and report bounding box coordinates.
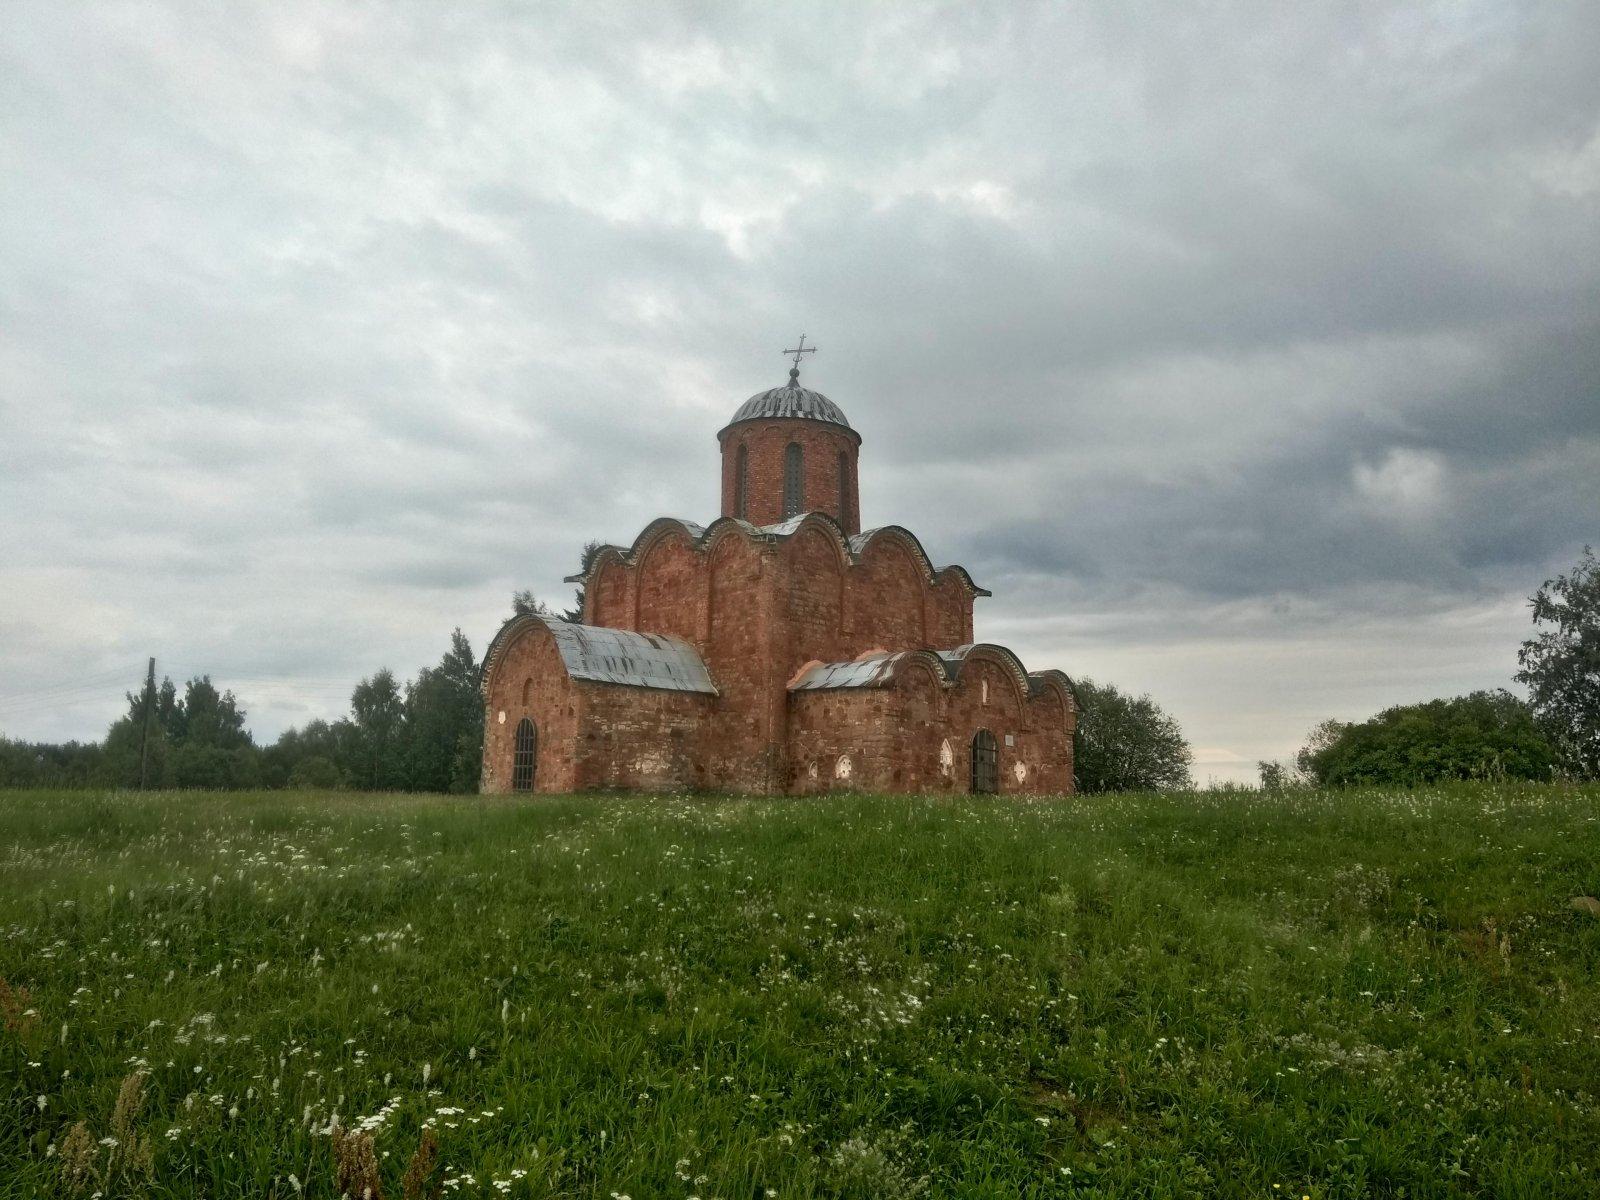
[137,657,155,791]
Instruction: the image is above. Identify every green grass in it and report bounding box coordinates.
[2,785,1599,1198]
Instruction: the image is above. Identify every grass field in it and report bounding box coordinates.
[2,785,1598,1199]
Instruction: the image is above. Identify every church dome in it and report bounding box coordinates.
[723,368,851,433]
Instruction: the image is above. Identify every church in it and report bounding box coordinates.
[480,344,1078,795]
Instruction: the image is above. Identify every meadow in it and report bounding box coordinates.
[2,784,1597,1199]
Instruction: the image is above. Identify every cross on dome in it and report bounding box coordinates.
[782,334,817,383]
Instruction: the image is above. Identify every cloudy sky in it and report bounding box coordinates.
[2,2,1596,782]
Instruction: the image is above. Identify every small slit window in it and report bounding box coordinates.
[735,443,748,518]
[783,442,804,517]
[837,450,849,525]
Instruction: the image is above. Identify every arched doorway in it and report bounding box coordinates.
[971,729,998,794]
[512,717,538,792]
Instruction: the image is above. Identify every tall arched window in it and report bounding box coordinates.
[837,450,850,526]
[512,717,537,792]
[734,443,748,519]
[971,729,998,795]
[783,442,804,517]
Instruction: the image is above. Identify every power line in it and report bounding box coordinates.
[0,665,148,706]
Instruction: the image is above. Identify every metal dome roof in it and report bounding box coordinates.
[723,369,851,432]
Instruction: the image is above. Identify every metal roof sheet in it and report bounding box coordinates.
[546,622,717,694]
[788,653,906,691]
[757,514,813,537]
[725,383,851,430]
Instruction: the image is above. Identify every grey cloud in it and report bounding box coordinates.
[1,1,1596,781]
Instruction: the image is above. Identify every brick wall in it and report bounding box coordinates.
[481,625,580,794]
[719,419,861,533]
[481,621,716,793]
[786,652,1076,795]
[573,683,713,792]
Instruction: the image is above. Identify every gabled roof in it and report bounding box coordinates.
[482,615,717,696]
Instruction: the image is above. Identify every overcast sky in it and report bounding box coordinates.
[2,2,1596,783]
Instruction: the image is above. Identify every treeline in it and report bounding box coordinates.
[1259,691,1557,789]
[0,631,484,793]
[1260,547,1599,789]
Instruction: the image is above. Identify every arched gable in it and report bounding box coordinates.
[587,558,629,626]
[634,524,700,641]
[776,512,853,570]
[945,643,1032,710]
[787,523,846,665]
[850,526,991,597]
[699,514,763,556]
[850,526,937,583]
[482,614,566,696]
[627,516,708,563]
[851,532,927,650]
[887,650,948,693]
[1027,669,1078,716]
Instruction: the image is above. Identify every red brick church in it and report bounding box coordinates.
[480,345,1078,795]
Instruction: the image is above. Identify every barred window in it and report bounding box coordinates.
[512,717,538,792]
[971,729,998,794]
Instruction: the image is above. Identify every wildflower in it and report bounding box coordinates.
[35,1095,46,1112]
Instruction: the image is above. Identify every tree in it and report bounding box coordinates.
[0,736,103,787]
[178,677,251,751]
[1300,690,1554,787]
[263,719,344,788]
[1516,546,1600,780]
[1295,718,1348,781]
[95,673,261,789]
[511,591,552,619]
[287,755,342,789]
[101,678,172,787]
[343,669,407,790]
[404,629,483,793]
[1072,678,1192,793]
[1257,759,1294,791]
[563,540,605,622]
